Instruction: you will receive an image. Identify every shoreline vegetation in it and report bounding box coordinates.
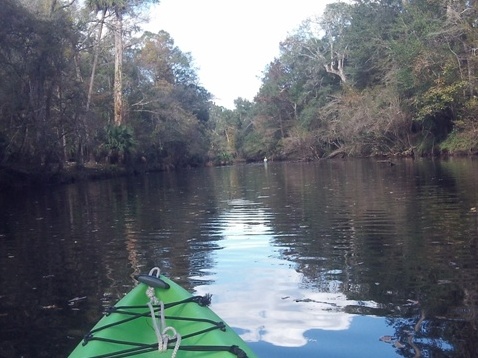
[2,1,478,189]
[1,149,476,189]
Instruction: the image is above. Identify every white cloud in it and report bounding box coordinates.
[144,0,334,108]
[195,270,361,347]
[191,199,378,348]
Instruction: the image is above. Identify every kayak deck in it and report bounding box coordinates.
[68,273,256,358]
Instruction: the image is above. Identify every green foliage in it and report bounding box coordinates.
[103,124,136,153]
[0,0,81,167]
[4,0,478,182]
[212,151,233,166]
[415,80,466,121]
[439,117,478,153]
[344,0,400,88]
[96,124,136,164]
[241,131,269,161]
[126,30,211,167]
[231,0,478,159]
[439,129,475,153]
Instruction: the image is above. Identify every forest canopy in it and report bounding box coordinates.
[1,0,477,182]
[210,0,478,162]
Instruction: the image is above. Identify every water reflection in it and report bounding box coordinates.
[0,159,477,357]
[194,197,382,350]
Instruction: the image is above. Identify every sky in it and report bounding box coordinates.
[144,0,335,109]
[192,200,386,352]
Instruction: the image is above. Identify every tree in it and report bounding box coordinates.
[86,0,159,126]
[126,31,211,167]
[296,2,352,85]
[345,0,402,89]
[207,105,237,163]
[254,59,296,158]
[85,1,108,113]
[0,0,82,167]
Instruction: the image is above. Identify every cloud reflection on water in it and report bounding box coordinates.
[194,199,378,348]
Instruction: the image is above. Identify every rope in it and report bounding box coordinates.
[79,267,250,358]
[81,300,247,358]
[146,268,182,358]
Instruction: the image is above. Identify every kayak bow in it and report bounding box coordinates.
[68,268,257,358]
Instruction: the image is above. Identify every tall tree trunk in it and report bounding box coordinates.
[86,7,106,112]
[78,8,107,165]
[113,10,123,126]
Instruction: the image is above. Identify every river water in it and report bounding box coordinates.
[1,159,477,357]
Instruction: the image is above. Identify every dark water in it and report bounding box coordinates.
[1,159,478,357]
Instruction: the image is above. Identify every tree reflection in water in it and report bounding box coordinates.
[1,159,478,357]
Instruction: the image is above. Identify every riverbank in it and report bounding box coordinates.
[1,151,477,189]
[0,162,135,189]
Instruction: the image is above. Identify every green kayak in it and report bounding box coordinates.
[68,268,257,358]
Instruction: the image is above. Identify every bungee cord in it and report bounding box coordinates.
[78,267,250,358]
